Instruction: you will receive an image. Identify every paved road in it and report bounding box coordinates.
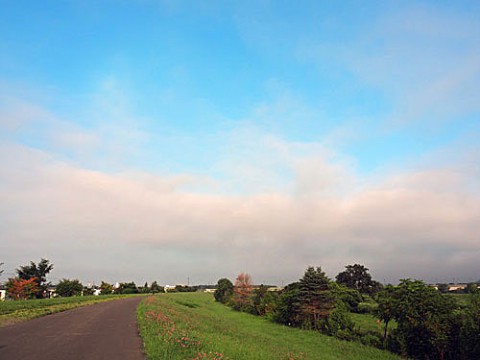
[0,297,145,360]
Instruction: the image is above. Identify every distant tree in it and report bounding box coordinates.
[141,282,150,293]
[150,281,163,294]
[232,273,254,312]
[16,258,53,298]
[214,278,234,304]
[83,286,95,296]
[115,282,139,294]
[437,283,449,293]
[0,262,3,277]
[99,281,114,295]
[6,278,39,300]
[175,285,197,292]
[56,279,83,297]
[335,264,382,295]
[466,283,479,294]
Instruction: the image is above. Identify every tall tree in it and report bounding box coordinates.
[233,273,253,311]
[16,258,53,298]
[335,264,382,295]
[214,278,234,304]
[297,266,334,330]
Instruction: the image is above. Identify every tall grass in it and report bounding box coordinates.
[137,292,401,360]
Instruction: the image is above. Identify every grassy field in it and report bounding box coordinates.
[350,313,396,335]
[0,294,143,327]
[137,292,401,360]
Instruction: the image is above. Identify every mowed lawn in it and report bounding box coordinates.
[137,292,401,360]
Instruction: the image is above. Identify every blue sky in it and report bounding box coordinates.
[1,1,479,285]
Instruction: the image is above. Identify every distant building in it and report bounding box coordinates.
[164,285,176,292]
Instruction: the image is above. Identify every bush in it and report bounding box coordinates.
[357,302,378,314]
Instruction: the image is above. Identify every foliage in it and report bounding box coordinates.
[323,300,356,338]
[0,262,3,277]
[137,292,401,360]
[16,258,53,298]
[336,264,382,296]
[56,279,83,297]
[457,291,480,359]
[296,266,334,330]
[99,281,114,295]
[213,278,233,304]
[232,273,253,312]
[6,278,39,300]
[175,285,198,292]
[150,281,164,294]
[83,286,95,296]
[330,282,363,312]
[115,282,139,294]
[376,279,458,359]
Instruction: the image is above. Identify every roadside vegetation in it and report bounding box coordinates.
[137,292,400,360]
[214,265,480,360]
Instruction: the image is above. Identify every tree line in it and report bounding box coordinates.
[214,265,480,360]
[0,258,166,299]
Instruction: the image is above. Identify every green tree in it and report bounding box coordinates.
[376,279,457,359]
[297,266,334,330]
[56,279,83,297]
[16,258,53,298]
[115,282,139,294]
[99,281,114,295]
[150,281,163,294]
[214,278,234,304]
[335,264,382,295]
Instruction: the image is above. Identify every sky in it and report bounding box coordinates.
[0,0,479,286]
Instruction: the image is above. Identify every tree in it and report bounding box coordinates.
[16,258,53,298]
[297,266,334,330]
[335,264,382,295]
[56,279,83,297]
[214,278,234,304]
[0,262,3,277]
[150,281,163,294]
[99,281,114,295]
[375,279,457,359]
[232,273,254,312]
[6,278,39,300]
[115,282,138,294]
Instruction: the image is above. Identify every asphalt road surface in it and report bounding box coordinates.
[0,296,145,360]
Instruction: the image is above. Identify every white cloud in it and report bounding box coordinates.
[0,138,478,285]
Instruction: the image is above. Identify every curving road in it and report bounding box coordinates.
[0,296,145,360]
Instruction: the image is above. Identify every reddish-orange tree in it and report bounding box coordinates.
[233,272,254,312]
[6,277,39,300]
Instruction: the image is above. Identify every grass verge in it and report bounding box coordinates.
[0,294,144,327]
[137,292,401,360]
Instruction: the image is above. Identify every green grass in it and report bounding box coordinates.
[0,294,143,327]
[350,313,396,335]
[137,292,401,360]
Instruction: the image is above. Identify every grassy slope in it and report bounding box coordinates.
[0,294,143,327]
[137,292,401,360]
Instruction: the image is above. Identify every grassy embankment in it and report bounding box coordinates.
[137,292,401,360]
[0,294,143,327]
